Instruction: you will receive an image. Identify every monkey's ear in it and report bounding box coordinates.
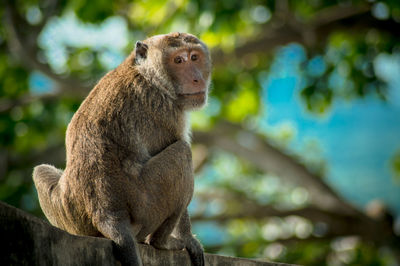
[135,41,148,64]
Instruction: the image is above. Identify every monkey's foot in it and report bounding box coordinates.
[151,236,185,250]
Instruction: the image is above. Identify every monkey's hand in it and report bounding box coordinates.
[152,234,204,266]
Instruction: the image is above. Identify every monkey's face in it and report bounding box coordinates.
[166,45,211,110]
[135,33,211,110]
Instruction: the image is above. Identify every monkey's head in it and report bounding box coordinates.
[133,32,212,110]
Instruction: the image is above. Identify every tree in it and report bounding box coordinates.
[1,0,399,264]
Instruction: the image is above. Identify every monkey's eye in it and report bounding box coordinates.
[191,54,198,61]
[174,56,183,64]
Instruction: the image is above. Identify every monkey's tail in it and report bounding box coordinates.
[33,164,64,228]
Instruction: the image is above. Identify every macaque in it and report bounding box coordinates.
[33,32,211,266]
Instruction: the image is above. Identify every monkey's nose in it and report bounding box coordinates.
[193,79,198,83]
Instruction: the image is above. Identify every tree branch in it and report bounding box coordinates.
[192,192,397,245]
[211,3,400,62]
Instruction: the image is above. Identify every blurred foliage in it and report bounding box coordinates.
[301,29,395,113]
[1,0,400,265]
[391,149,400,182]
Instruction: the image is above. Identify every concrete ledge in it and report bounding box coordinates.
[0,201,291,265]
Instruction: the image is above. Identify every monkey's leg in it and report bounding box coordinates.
[97,219,142,266]
[140,140,204,265]
[140,140,192,250]
[176,210,205,266]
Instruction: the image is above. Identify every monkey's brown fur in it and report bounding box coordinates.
[33,32,211,266]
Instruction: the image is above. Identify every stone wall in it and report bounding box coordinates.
[0,201,292,266]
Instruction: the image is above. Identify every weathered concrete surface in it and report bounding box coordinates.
[0,201,292,265]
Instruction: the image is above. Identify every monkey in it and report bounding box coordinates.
[33,32,211,266]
